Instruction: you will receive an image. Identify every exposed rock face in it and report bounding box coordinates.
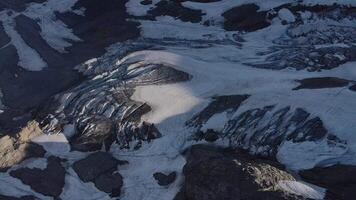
[223,4,270,32]
[300,165,356,200]
[293,77,351,90]
[175,145,303,200]
[72,152,125,197]
[70,117,114,152]
[0,121,45,172]
[9,156,65,198]
[153,172,177,186]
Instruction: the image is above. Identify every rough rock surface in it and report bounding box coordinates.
[175,145,303,200]
[9,156,65,198]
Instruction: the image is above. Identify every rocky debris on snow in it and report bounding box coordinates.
[72,152,126,197]
[42,60,188,151]
[293,77,352,90]
[175,144,304,200]
[9,156,65,198]
[0,121,45,172]
[244,4,356,71]
[300,165,356,200]
[153,172,177,186]
[190,103,346,160]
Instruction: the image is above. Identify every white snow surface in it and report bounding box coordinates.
[278,8,296,23]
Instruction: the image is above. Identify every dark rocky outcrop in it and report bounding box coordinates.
[194,129,220,142]
[147,0,204,23]
[300,165,356,200]
[293,77,351,90]
[9,156,65,198]
[175,144,303,200]
[223,4,270,32]
[72,152,126,197]
[153,172,177,186]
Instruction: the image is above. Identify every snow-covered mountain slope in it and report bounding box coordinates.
[0,0,356,200]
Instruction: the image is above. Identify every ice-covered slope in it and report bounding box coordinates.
[1,0,356,200]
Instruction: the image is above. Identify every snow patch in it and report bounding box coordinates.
[278,180,326,199]
[278,8,296,23]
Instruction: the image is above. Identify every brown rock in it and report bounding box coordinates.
[0,121,45,172]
